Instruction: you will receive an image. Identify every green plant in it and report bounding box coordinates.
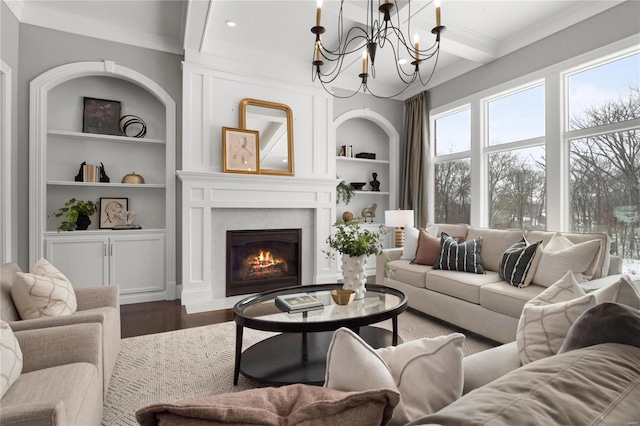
[52,198,98,231]
[336,179,355,205]
[324,219,386,259]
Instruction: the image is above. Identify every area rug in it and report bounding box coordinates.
[102,309,497,425]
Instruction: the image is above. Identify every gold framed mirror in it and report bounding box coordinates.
[239,98,294,176]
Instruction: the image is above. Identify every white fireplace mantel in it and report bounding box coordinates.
[177,171,338,311]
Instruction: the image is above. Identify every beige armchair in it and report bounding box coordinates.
[1,323,104,425]
[1,262,121,397]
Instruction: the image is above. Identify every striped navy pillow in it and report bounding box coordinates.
[434,232,485,274]
[499,238,542,287]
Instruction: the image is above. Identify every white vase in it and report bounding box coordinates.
[341,254,367,300]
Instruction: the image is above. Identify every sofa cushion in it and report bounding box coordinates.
[498,237,543,288]
[527,230,609,279]
[532,234,601,287]
[466,227,524,273]
[12,259,78,319]
[479,282,545,318]
[1,263,21,322]
[386,260,429,288]
[402,224,437,260]
[325,327,465,426]
[1,362,102,426]
[411,229,441,266]
[434,233,485,274]
[408,343,640,426]
[426,269,503,304]
[0,321,23,398]
[432,223,469,241]
[558,302,640,354]
[137,384,399,426]
[517,271,621,365]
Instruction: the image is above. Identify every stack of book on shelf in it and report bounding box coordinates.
[82,163,100,182]
[275,293,324,313]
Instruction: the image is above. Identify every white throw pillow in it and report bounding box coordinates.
[0,320,23,397]
[517,271,625,365]
[11,258,78,320]
[532,234,601,287]
[325,327,465,426]
[401,225,436,260]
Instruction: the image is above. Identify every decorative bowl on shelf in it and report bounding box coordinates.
[350,182,366,190]
[331,289,356,305]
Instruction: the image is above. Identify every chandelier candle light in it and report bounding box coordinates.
[384,210,415,247]
[311,0,446,98]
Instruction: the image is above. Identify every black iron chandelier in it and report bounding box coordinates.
[311,0,446,99]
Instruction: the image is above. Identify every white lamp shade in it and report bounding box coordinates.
[384,210,415,228]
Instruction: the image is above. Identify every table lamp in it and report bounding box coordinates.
[384,210,415,247]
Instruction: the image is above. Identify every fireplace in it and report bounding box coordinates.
[226,228,302,296]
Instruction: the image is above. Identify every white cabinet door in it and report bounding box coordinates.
[45,235,108,288]
[109,233,165,296]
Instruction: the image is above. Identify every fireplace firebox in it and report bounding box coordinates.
[226,229,302,296]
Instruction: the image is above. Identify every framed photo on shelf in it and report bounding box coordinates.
[83,97,121,136]
[99,197,128,229]
[222,127,260,174]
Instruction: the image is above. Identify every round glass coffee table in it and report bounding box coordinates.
[233,283,407,385]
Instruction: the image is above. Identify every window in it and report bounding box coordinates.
[488,84,545,145]
[434,108,470,156]
[489,146,546,230]
[567,53,640,273]
[434,159,471,224]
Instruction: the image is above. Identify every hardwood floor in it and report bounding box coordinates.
[120,300,234,338]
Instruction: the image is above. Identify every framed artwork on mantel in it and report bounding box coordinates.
[99,197,128,229]
[222,127,260,174]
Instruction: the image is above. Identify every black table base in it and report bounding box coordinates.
[239,326,398,386]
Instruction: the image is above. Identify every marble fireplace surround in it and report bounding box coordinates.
[178,171,338,313]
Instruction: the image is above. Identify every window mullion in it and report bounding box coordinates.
[545,73,566,231]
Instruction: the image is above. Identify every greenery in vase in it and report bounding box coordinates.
[324,219,386,259]
[52,198,98,231]
[336,179,355,205]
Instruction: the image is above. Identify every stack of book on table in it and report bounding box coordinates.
[275,293,324,313]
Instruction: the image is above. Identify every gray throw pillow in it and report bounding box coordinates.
[433,232,484,274]
[558,302,640,353]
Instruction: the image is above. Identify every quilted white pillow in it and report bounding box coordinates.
[517,271,622,365]
[0,320,23,397]
[11,258,78,320]
[325,327,465,426]
[532,234,601,287]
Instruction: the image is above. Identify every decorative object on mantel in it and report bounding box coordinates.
[222,127,260,174]
[370,173,380,191]
[99,197,129,229]
[311,0,446,99]
[119,115,147,138]
[350,182,366,191]
[361,203,377,223]
[324,219,386,300]
[122,172,145,184]
[82,97,121,136]
[384,210,415,247]
[342,211,354,222]
[51,198,98,231]
[336,178,355,205]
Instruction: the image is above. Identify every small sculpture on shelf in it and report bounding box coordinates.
[74,162,86,182]
[361,203,377,223]
[370,172,380,192]
[112,210,141,230]
[99,162,110,183]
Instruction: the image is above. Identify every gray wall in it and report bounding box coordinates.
[430,1,640,109]
[1,2,20,262]
[15,24,183,269]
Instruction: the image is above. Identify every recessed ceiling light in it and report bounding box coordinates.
[225,20,236,27]
[398,58,407,65]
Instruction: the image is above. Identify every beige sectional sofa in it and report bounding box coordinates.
[376,224,623,343]
[1,262,121,425]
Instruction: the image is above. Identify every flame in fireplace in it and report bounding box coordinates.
[241,250,289,280]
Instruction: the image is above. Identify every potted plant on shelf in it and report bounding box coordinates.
[52,198,98,231]
[336,179,355,206]
[324,219,386,300]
